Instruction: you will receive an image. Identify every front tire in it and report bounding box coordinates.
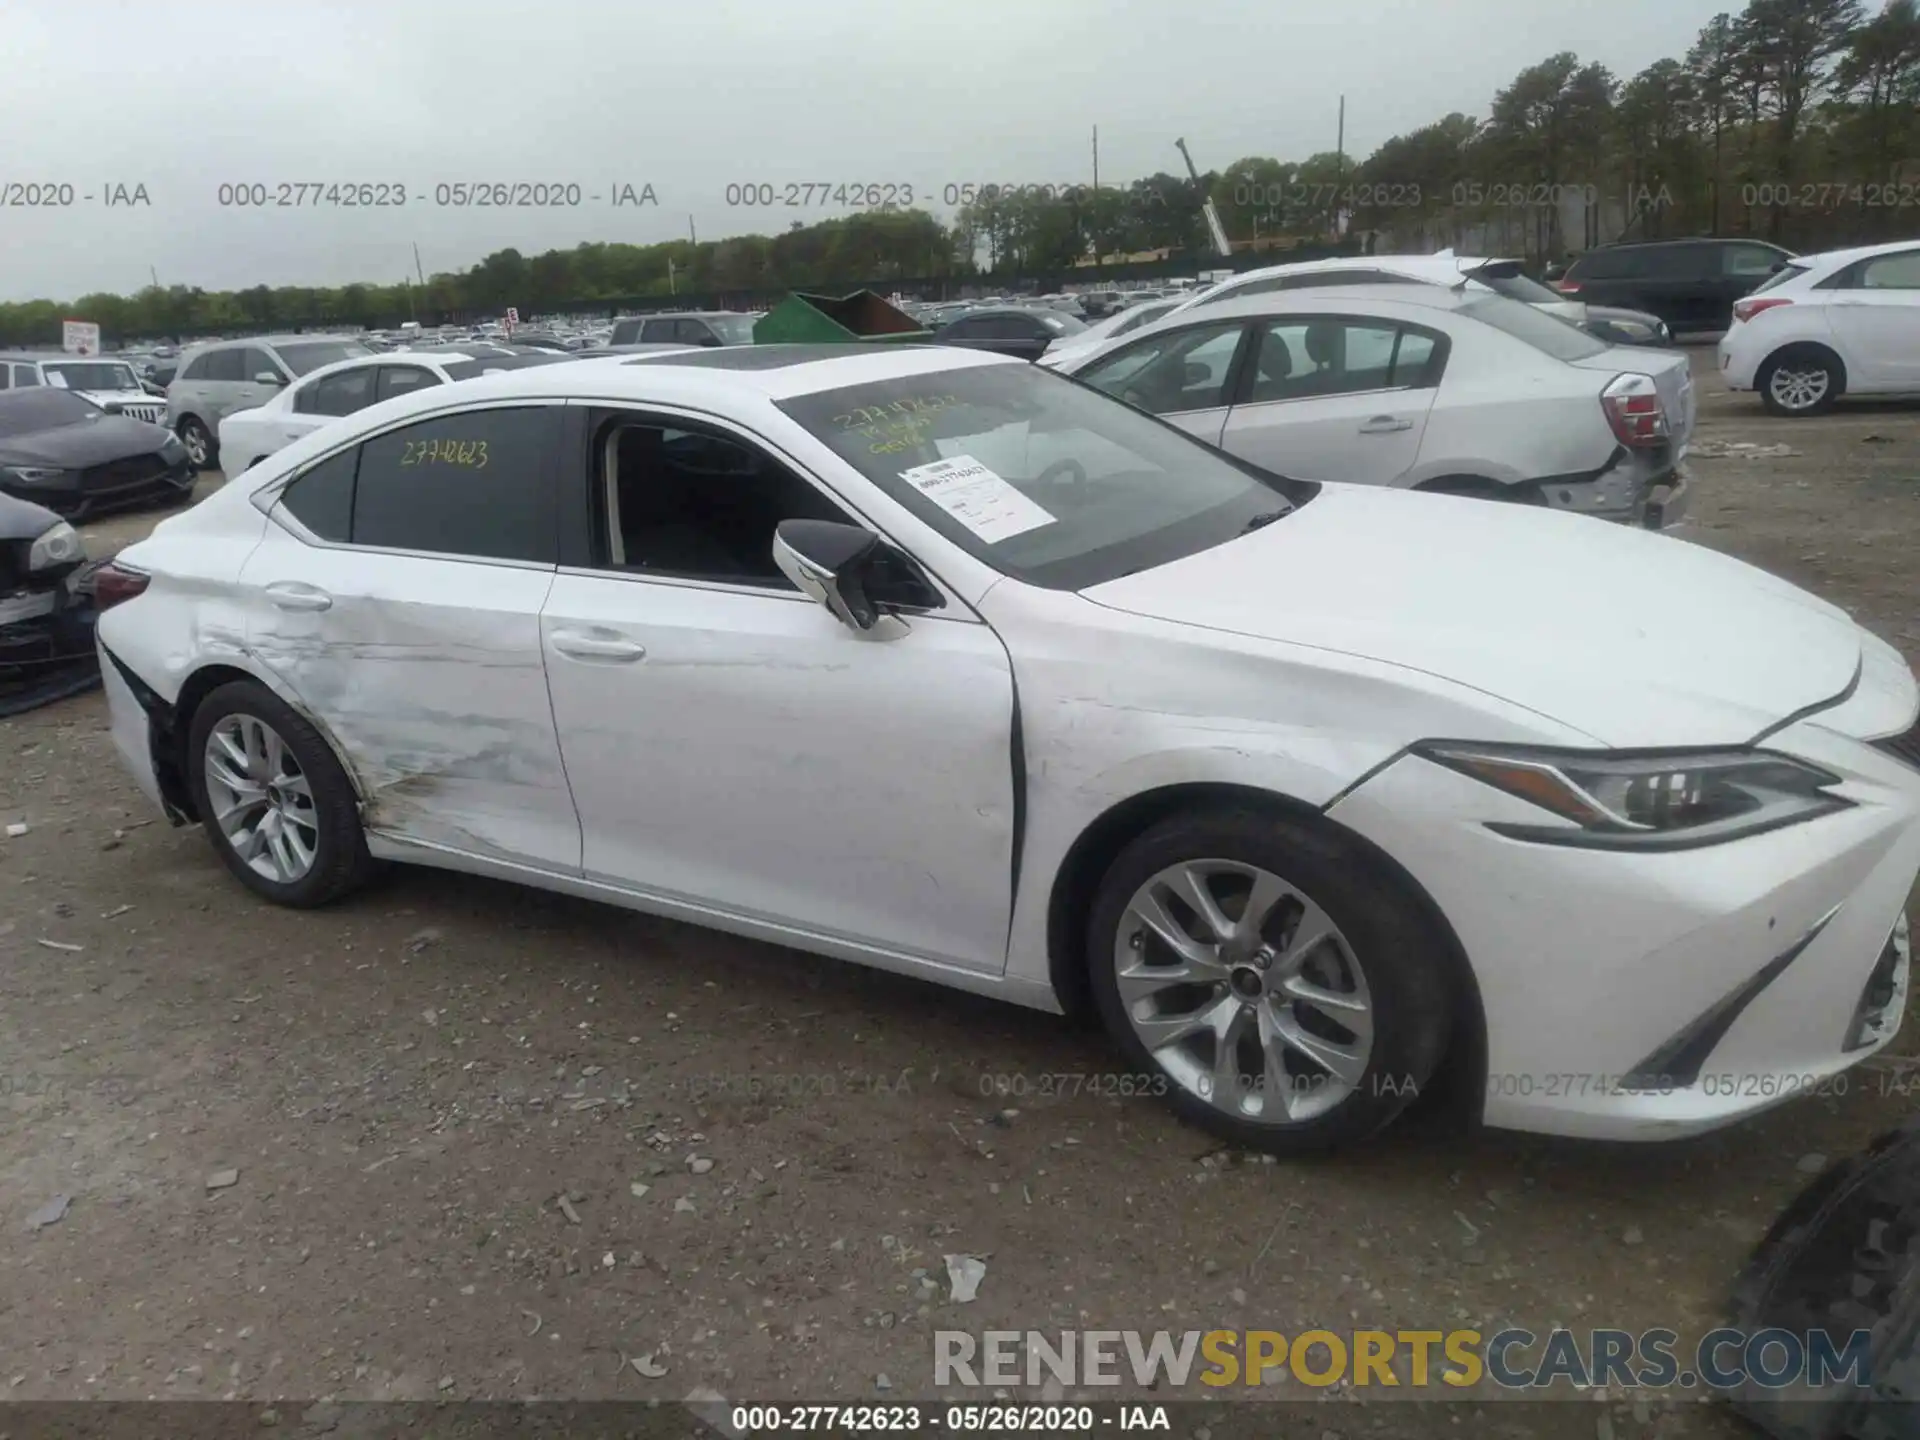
[187,680,371,907]
[1086,808,1453,1154]
[1759,347,1842,417]
[177,416,218,471]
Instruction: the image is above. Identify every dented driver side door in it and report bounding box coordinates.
[236,404,583,871]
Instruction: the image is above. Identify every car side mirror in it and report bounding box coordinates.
[255,371,284,385]
[772,519,942,632]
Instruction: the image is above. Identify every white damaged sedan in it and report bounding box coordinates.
[94,344,1919,1152]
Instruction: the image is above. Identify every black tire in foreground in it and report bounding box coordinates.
[187,679,372,907]
[1086,806,1454,1155]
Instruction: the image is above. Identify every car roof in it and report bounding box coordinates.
[0,351,136,362]
[1157,283,1480,325]
[182,334,366,352]
[1792,238,1919,268]
[618,310,753,321]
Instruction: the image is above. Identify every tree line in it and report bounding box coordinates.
[1,0,1913,346]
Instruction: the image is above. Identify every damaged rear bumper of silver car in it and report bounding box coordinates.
[1536,455,1691,530]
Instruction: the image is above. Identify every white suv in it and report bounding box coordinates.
[1720,240,1920,416]
[0,353,165,424]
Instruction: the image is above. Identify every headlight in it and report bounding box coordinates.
[0,465,69,486]
[27,521,84,571]
[1418,743,1852,850]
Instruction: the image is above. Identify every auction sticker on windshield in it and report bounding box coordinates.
[899,455,1054,544]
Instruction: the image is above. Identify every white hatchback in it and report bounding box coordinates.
[1719,240,1920,416]
[93,346,1918,1152]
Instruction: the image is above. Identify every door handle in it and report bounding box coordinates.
[550,630,646,662]
[263,581,332,611]
[1358,415,1414,434]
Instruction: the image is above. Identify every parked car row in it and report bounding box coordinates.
[88,341,1920,1157]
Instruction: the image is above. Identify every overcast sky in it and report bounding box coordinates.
[1,0,1737,302]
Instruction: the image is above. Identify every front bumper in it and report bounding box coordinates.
[1326,724,1920,1141]
[0,561,102,717]
[10,455,195,522]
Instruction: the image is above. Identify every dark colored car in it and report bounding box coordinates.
[0,388,195,520]
[1580,304,1674,348]
[609,312,758,347]
[932,306,1088,362]
[1552,238,1796,331]
[0,487,101,716]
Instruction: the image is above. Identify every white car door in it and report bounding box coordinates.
[1825,248,1920,391]
[237,402,582,870]
[539,409,1018,973]
[1071,317,1252,448]
[1217,316,1440,485]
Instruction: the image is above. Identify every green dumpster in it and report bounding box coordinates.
[753,290,930,344]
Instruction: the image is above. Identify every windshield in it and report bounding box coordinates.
[779,362,1296,590]
[1458,294,1609,359]
[1477,271,1568,306]
[707,315,759,344]
[275,340,375,375]
[0,388,101,437]
[43,362,140,391]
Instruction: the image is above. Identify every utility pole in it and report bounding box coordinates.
[149,265,160,289]
[1091,125,1101,267]
[1335,95,1348,240]
[688,215,698,246]
[413,243,426,288]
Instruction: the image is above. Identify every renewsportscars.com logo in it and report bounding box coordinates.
[933,1327,1875,1393]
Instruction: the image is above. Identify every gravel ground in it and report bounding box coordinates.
[2,351,1916,1438]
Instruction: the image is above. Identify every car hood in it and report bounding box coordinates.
[0,486,63,540]
[1081,484,1866,749]
[0,415,171,467]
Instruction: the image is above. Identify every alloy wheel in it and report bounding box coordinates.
[1113,859,1374,1124]
[1768,364,1830,412]
[203,713,319,884]
[180,423,209,467]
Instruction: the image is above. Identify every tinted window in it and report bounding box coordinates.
[641,319,679,342]
[439,354,572,380]
[1756,262,1812,294]
[377,365,441,401]
[14,366,39,388]
[1458,294,1607,359]
[610,319,645,345]
[600,420,853,585]
[1078,320,1247,413]
[674,319,718,344]
[350,406,560,562]
[1479,272,1568,305]
[180,353,211,381]
[705,315,758,344]
[1860,250,1920,289]
[301,367,376,417]
[0,368,8,390]
[275,341,373,376]
[0,388,99,436]
[202,348,247,382]
[1721,244,1788,279]
[279,448,356,541]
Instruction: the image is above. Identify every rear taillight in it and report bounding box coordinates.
[1553,279,1582,294]
[92,562,151,611]
[1601,374,1670,448]
[1731,296,1793,324]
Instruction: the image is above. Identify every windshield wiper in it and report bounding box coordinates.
[1239,509,1289,534]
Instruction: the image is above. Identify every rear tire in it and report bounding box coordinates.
[1758,346,1842,417]
[1085,807,1454,1155]
[187,680,371,908]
